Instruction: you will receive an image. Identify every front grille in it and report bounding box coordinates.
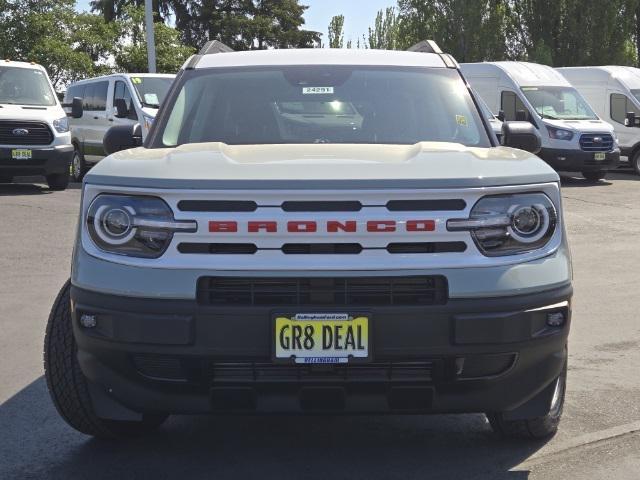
[211,361,434,384]
[0,120,53,145]
[179,242,466,255]
[197,275,448,306]
[579,133,613,152]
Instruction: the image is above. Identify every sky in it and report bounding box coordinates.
[75,0,396,45]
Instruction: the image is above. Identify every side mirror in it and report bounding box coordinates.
[515,109,529,122]
[501,121,542,154]
[625,111,640,127]
[103,123,143,155]
[497,110,505,122]
[71,97,83,119]
[114,98,129,118]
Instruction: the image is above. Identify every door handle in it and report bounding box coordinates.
[93,116,99,120]
[108,118,114,122]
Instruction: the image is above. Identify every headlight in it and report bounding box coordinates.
[53,116,69,133]
[547,126,573,141]
[86,194,196,258]
[447,193,558,256]
[143,114,154,132]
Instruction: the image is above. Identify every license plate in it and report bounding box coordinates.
[594,152,606,161]
[11,149,32,160]
[274,313,369,364]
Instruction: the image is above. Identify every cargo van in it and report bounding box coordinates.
[64,73,175,181]
[0,60,72,190]
[461,62,619,181]
[557,66,640,175]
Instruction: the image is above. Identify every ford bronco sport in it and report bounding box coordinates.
[44,41,572,439]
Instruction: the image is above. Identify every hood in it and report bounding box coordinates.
[85,142,559,189]
[0,104,63,122]
[543,118,614,134]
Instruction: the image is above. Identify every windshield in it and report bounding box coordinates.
[158,66,489,147]
[474,91,497,121]
[630,89,640,104]
[130,76,173,108]
[0,66,56,106]
[521,86,597,120]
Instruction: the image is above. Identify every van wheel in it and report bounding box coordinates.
[46,173,69,191]
[631,151,640,175]
[487,361,566,439]
[44,280,168,438]
[582,170,607,182]
[70,147,86,182]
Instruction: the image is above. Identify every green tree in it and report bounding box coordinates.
[367,7,400,50]
[328,14,345,48]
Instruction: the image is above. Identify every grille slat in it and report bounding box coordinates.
[197,276,448,306]
[0,120,53,145]
[178,242,466,255]
[579,133,613,152]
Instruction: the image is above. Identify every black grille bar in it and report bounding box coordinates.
[179,242,467,255]
[0,120,53,146]
[386,199,466,211]
[197,275,448,306]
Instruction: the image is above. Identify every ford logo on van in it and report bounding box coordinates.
[12,128,29,136]
[593,136,602,143]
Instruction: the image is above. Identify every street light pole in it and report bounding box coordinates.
[145,0,157,73]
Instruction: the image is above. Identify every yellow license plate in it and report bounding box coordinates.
[594,152,606,161]
[11,149,32,160]
[274,314,369,364]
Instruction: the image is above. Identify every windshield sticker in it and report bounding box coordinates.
[131,77,142,84]
[456,115,468,126]
[144,93,159,105]
[302,86,334,95]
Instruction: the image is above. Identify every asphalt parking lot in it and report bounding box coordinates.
[1,172,640,479]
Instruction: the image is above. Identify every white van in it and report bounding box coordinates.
[64,73,175,181]
[461,62,619,181]
[557,66,640,175]
[0,60,72,190]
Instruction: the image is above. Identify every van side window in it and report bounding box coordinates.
[610,93,640,124]
[501,91,528,121]
[113,80,137,120]
[82,84,95,110]
[63,84,84,105]
[92,81,108,111]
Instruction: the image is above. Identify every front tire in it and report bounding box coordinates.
[70,147,86,183]
[487,361,566,439]
[631,150,640,176]
[582,170,607,182]
[44,280,167,438]
[46,172,69,191]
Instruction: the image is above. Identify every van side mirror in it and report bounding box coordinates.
[625,111,640,127]
[114,98,129,118]
[497,110,505,122]
[103,123,143,155]
[515,109,529,122]
[501,121,541,154]
[71,97,83,119]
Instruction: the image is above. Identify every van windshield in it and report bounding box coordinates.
[0,67,56,106]
[158,66,489,147]
[130,76,173,108]
[630,89,640,104]
[521,86,597,120]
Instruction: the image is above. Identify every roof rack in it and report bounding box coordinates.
[407,40,442,54]
[199,40,234,55]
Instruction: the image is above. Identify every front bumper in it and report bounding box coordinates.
[0,144,73,176]
[538,147,619,172]
[71,282,572,417]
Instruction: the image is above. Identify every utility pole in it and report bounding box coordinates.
[145,0,157,73]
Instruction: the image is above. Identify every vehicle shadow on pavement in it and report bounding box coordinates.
[0,377,545,480]
[560,170,639,187]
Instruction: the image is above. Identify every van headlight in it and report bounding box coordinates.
[86,194,196,258]
[53,116,69,133]
[447,193,557,256]
[547,126,573,141]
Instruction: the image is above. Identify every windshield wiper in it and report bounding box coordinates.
[140,101,159,108]
[538,112,560,120]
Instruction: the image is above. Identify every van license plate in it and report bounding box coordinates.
[274,314,369,364]
[594,152,606,161]
[11,149,32,160]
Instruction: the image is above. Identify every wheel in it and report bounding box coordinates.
[44,280,168,438]
[46,172,69,191]
[0,175,13,183]
[582,170,607,182]
[70,146,86,183]
[631,150,640,176]
[487,360,566,439]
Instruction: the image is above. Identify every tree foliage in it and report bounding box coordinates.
[367,7,400,50]
[328,14,345,48]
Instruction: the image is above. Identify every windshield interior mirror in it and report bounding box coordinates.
[625,111,640,127]
[71,97,83,119]
[501,121,541,154]
[497,110,505,122]
[114,98,129,118]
